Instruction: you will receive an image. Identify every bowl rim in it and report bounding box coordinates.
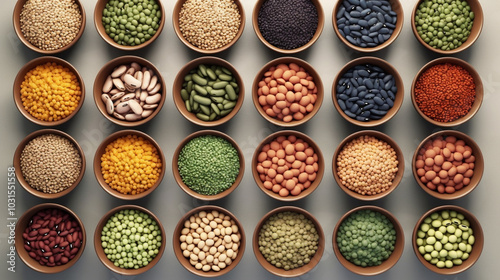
[410,0,484,54]
[172,0,246,54]
[93,55,166,127]
[251,56,324,127]
[13,56,86,126]
[252,205,325,277]
[93,129,165,200]
[410,56,483,127]
[15,203,87,273]
[13,129,86,199]
[172,205,246,277]
[172,130,245,201]
[172,56,245,127]
[412,205,484,274]
[13,0,87,54]
[331,56,405,127]
[251,130,324,201]
[411,130,484,200]
[332,130,405,201]
[332,0,404,53]
[252,0,325,54]
[332,205,405,276]
[93,204,166,275]
[93,0,165,51]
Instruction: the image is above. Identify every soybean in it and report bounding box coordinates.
[181,64,240,121]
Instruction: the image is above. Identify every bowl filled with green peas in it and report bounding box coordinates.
[94,0,165,50]
[173,56,245,126]
[94,205,166,275]
[412,205,483,274]
[333,205,404,276]
[411,0,483,54]
[172,130,245,201]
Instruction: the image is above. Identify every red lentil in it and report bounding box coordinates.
[414,63,475,123]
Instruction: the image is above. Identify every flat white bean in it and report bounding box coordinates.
[101,94,114,114]
[147,75,158,92]
[134,70,143,85]
[113,112,125,120]
[109,88,121,95]
[111,65,127,78]
[102,75,113,93]
[112,78,125,91]
[143,104,158,109]
[125,113,142,121]
[121,93,136,102]
[128,99,143,115]
[142,71,151,90]
[148,83,161,94]
[110,91,125,100]
[124,74,141,89]
[146,94,161,104]
[115,101,131,114]
[140,90,148,102]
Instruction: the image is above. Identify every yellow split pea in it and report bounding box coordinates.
[20,62,81,122]
[101,135,162,195]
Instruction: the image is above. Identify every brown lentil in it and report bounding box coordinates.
[336,135,398,196]
[20,134,82,194]
[178,0,241,50]
[20,0,82,51]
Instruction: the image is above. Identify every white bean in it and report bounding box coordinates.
[125,113,141,121]
[147,75,158,92]
[112,78,125,91]
[110,91,125,101]
[146,94,161,104]
[102,75,113,93]
[115,101,130,114]
[113,112,125,120]
[142,104,158,109]
[111,65,127,78]
[148,83,161,94]
[123,74,141,89]
[141,110,153,118]
[141,71,151,90]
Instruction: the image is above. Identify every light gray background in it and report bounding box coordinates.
[1,0,499,279]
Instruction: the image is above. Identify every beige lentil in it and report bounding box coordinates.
[336,135,398,195]
[178,0,241,50]
[20,0,82,51]
[20,134,82,194]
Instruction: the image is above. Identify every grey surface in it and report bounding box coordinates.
[1,0,499,279]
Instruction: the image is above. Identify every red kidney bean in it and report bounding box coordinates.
[29,252,36,258]
[67,234,73,243]
[61,256,69,264]
[60,241,69,248]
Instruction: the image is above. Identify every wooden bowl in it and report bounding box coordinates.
[13,129,85,199]
[411,57,483,127]
[93,130,165,200]
[333,130,404,201]
[13,56,85,126]
[332,56,404,127]
[253,206,325,277]
[252,57,324,127]
[412,205,484,274]
[172,0,245,54]
[412,130,483,200]
[173,205,246,277]
[333,205,404,276]
[252,130,324,201]
[172,130,244,201]
[252,0,324,53]
[93,55,166,127]
[172,56,244,127]
[94,0,165,51]
[411,0,483,54]
[13,0,86,54]
[333,0,404,52]
[15,203,86,273]
[94,205,166,275]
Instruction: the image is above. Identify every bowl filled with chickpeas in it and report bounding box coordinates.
[93,129,165,200]
[13,0,86,54]
[13,56,85,126]
[173,205,246,277]
[333,130,404,201]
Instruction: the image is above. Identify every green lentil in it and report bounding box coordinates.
[177,135,240,195]
[414,0,474,51]
[101,209,162,269]
[101,0,162,46]
[258,211,320,271]
[336,209,397,267]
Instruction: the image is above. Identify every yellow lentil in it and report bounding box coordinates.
[100,134,162,195]
[20,62,82,122]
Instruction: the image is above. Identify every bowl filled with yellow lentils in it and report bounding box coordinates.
[93,130,165,200]
[13,56,85,126]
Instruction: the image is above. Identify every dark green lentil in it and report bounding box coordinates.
[178,135,240,195]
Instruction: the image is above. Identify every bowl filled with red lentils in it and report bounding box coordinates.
[173,205,246,276]
[172,0,245,54]
[252,130,324,201]
[13,56,85,126]
[93,56,166,126]
[93,130,165,200]
[411,57,483,127]
[94,0,165,51]
[412,130,483,200]
[333,130,404,201]
[15,203,86,273]
[13,129,85,199]
[252,57,323,127]
[253,0,324,53]
[13,0,86,54]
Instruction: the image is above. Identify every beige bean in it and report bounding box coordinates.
[141,110,153,118]
[231,234,239,243]
[190,254,198,261]
[206,239,214,247]
[143,104,158,109]
[142,71,151,90]
[111,65,127,78]
[123,74,141,89]
[125,113,142,121]
[125,67,136,76]
[147,75,158,92]
[212,265,220,272]
[134,71,143,86]
[103,75,113,93]
[218,254,227,262]
[115,101,130,114]
[140,90,148,102]
[218,262,226,269]
[146,94,161,104]
[198,251,206,261]
[195,262,203,270]
[183,250,190,258]
[202,265,210,272]
[224,235,232,243]
[112,78,125,91]
[110,91,125,101]
[180,242,187,250]
[187,244,195,251]
[113,112,125,120]
[128,99,143,115]
[101,94,114,114]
